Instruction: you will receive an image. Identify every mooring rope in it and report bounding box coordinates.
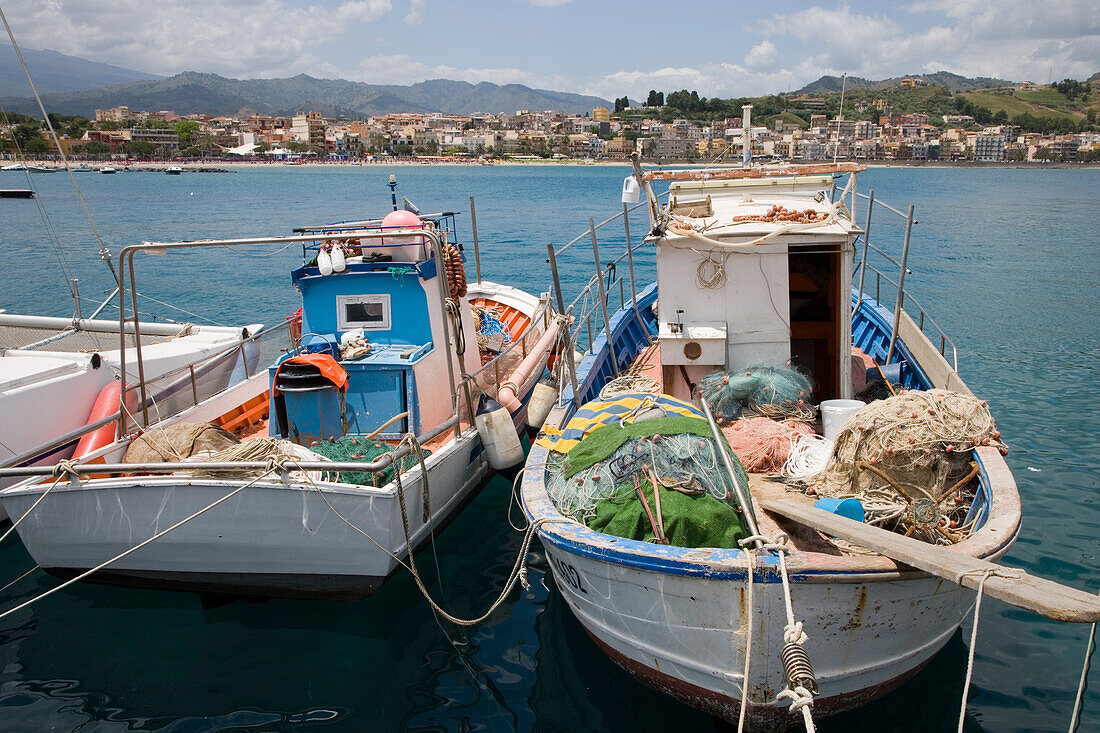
[739,532,817,733]
[0,462,282,621]
[1068,587,1100,733]
[736,542,756,733]
[955,567,1021,733]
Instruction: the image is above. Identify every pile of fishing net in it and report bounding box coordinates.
[806,389,1006,545]
[181,436,331,483]
[310,435,431,487]
[124,422,240,463]
[721,417,816,473]
[545,396,752,549]
[698,365,816,423]
[472,305,512,354]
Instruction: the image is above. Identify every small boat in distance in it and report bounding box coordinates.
[98,166,117,174]
[1,184,561,599]
[166,166,183,175]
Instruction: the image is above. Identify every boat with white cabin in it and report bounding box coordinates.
[0,189,560,599]
[518,149,1100,728]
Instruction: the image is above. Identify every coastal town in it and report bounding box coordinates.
[3,81,1098,165]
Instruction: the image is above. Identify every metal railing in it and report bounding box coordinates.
[545,191,664,405]
[853,190,959,372]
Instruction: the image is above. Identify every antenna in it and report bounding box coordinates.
[388,174,398,211]
[834,73,847,166]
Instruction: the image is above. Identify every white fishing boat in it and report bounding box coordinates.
[518,146,1100,729]
[98,166,117,174]
[1,192,561,599]
[165,166,183,175]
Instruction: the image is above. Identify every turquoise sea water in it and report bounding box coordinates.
[0,165,1098,732]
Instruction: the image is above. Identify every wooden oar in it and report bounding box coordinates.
[760,497,1100,623]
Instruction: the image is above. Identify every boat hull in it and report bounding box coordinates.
[540,532,973,727]
[2,428,490,599]
[519,271,1021,726]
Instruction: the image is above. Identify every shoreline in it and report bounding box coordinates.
[3,158,1098,171]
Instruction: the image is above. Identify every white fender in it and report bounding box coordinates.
[331,245,346,272]
[525,380,557,435]
[474,394,523,479]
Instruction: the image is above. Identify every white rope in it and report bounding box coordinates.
[1069,588,1100,732]
[783,434,833,480]
[0,463,77,546]
[740,532,816,732]
[0,462,281,622]
[955,568,1020,733]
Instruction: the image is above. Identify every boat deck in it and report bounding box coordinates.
[625,343,843,555]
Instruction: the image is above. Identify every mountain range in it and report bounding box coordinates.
[0,46,160,97]
[794,72,1014,94]
[0,51,612,118]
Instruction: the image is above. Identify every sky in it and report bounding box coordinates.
[3,0,1097,99]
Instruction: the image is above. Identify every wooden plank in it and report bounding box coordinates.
[761,497,1100,623]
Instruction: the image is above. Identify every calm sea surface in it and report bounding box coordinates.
[0,164,1098,732]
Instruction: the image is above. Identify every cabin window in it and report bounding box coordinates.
[337,294,391,331]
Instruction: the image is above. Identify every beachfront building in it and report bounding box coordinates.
[975,134,1006,162]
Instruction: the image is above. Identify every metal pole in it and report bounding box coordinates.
[589,219,618,375]
[70,278,82,321]
[128,250,151,426]
[698,397,761,548]
[623,203,649,340]
[856,189,875,305]
[886,204,915,364]
[428,232,462,440]
[469,195,482,283]
[547,243,566,316]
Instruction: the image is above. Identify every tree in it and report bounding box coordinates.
[24,136,49,155]
[645,90,664,107]
[121,140,155,158]
[175,119,201,148]
[13,122,40,147]
[84,140,110,158]
[614,96,629,113]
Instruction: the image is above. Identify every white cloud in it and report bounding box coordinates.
[744,41,779,70]
[354,53,574,89]
[404,0,426,24]
[756,3,1099,85]
[523,0,574,7]
[2,0,394,78]
[588,63,798,101]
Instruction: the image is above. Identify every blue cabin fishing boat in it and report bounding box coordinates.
[520,156,1099,729]
[0,185,560,599]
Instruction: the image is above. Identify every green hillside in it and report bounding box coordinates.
[961,90,1083,122]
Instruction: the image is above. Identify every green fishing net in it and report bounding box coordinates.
[547,415,752,549]
[698,364,816,422]
[310,436,431,487]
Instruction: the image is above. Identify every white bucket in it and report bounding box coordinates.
[820,399,866,441]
